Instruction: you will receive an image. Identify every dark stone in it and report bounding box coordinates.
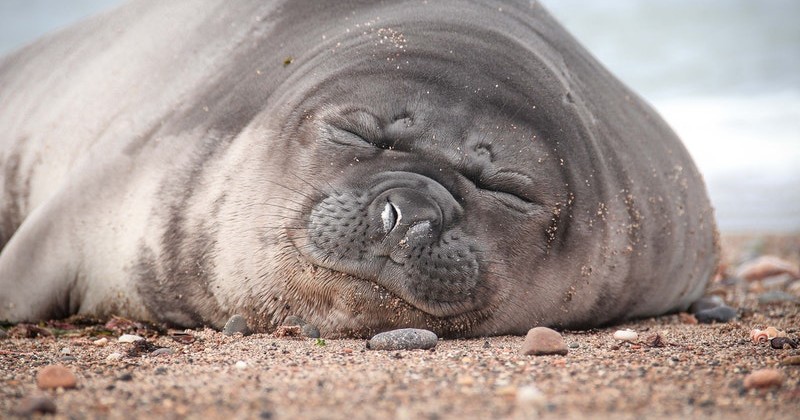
[301,324,320,338]
[223,314,250,336]
[688,295,725,313]
[282,315,307,327]
[694,305,737,323]
[13,395,57,415]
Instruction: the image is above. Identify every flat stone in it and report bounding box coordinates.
[613,329,639,342]
[781,355,800,366]
[223,314,250,336]
[736,255,799,281]
[282,315,307,327]
[151,347,175,356]
[367,328,438,351]
[36,365,78,390]
[301,324,320,338]
[743,368,784,389]
[694,305,737,323]
[688,295,725,313]
[118,334,144,343]
[757,291,799,305]
[13,395,57,415]
[521,327,568,356]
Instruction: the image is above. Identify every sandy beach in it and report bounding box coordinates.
[1,233,798,419]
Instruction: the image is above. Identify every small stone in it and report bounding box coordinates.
[59,356,77,362]
[743,368,784,389]
[678,313,698,324]
[521,327,568,356]
[781,355,800,366]
[118,334,144,343]
[367,328,438,351]
[93,337,109,346]
[13,395,57,415]
[301,324,320,338]
[282,315,307,327]
[117,372,133,381]
[736,255,799,281]
[151,347,175,357]
[155,366,168,375]
[106,352,123,361]
[613,329,638,342]
[235,360,248,370]
[568,342,580,349]
[694,305,737,323]
[757,291,799,305]
[516,385,546,406]
[36,365,78,390]
[60,347,71,355]
[223,314,250,336]
[688,295,725,313]
[770,337,798,350]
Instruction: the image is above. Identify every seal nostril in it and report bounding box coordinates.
[381,200,401,233]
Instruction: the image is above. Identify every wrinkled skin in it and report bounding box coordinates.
[0,0,718,337]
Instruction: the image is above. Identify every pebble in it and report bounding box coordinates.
[736,255,799,281]
[282,315,307,327]
[106,352,123,361]
[151,347,175,356]
[118,334,144,343]
[694,305,737,324]
[613,329,638,342]
[60,347,71,355]
[93,337,109,346]
[757,291,799,305]
[770,337,798,350]
[235,360,248,370]
[301,324,321,338]
[520,327,568,356]
[367,328,438,350]
[36,365,78,390]
[688,295,725,313]
[13,395,57,415]
[223,314,250,336]
[780,355,800,366]
[743,368,784,389]
[516,385,546,406]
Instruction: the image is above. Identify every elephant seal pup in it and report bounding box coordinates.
[0,0,718,337]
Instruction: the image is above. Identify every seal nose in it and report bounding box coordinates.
[374,188,442,259]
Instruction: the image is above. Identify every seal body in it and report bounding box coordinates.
[0,0,718,337]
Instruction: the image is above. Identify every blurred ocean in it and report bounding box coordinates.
[1,0,798,232]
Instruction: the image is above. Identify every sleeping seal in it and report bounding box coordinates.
[0,0,718,337]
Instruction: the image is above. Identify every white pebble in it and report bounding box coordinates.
[118,334,144,343]
[93,337,109,346]
[60,347,71,355]
[106,352,123,361]
[613,329,638,342]
[235,360,248,370]
[516,385,546,406]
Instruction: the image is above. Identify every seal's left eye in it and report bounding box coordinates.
[474,171,538,211]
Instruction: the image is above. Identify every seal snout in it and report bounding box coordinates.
[376,188,441,253]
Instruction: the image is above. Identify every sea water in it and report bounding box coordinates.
[1,0,798,232]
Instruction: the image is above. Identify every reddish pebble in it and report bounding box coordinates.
[36,365,77,390]
[736,256,799,281]
[521,327,568,356]
[743,368,784,390]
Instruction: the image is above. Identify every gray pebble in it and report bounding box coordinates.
[688,295,725,314]
[282,315,307,327]
[154,366,168,375]
[151,347,175,357]
[223,314,250,336]
[568,342,580,349]
[301,324,320,338]
[758,291,799,305]
[367,328,438,351]
[59,356,77,362]
[694,305,737,323]
[13,395,57,416]
[770,337,798,349]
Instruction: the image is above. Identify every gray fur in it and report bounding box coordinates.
[0,0,718,337]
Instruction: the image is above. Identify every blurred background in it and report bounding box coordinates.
[1,0,798,233]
